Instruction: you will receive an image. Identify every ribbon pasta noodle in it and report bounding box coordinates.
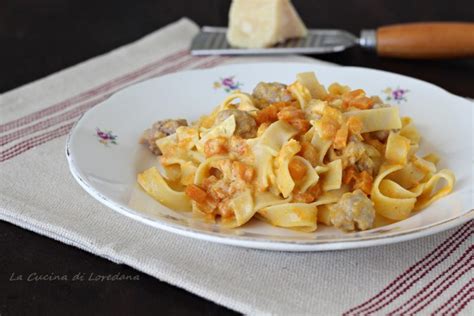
[137,72,455,233]
[137,167,192,211]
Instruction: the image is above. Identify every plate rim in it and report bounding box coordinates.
[65,62,474,251]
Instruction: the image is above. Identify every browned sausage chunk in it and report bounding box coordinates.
[140,119,188,155]
[252,82,292,109]
[216,109,257,139]
[329,190,375,231]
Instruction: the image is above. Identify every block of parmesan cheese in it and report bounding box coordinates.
[227,0,308,48]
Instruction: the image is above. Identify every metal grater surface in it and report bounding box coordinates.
[191,26,358,55]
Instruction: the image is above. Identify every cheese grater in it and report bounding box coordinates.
[191,26,367,55]
[191,23,474,59]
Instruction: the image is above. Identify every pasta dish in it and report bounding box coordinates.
[137,71,455,232]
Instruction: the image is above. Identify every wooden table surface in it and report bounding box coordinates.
[1,0,473,315]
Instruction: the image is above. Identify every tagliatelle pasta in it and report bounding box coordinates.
[137,72,455,232]
[137,167,192,211]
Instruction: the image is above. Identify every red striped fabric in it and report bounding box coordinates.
[344,221,473,315]
[450,286,474,315]
[194,56,230,69]
[387,246,473,315]
[363,226,472,315]
[0,54,217,147]
[0,122,75,161]
[0,95,108,146]
[0,53,227,162]
[432,279,473,315]
[0,49,189,133]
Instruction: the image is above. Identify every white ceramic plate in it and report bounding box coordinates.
[66,62,473,251]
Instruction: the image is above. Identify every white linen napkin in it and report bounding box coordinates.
[0,18,472,315]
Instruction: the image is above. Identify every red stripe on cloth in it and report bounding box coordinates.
[0,57,227,161]
[355,225,473,315]
[450,287,474,316]
[343,221,473,315]
[194,56,230,69]
[415,266,473,315]
[432,278,474,315]
[0,49,189,133]
[139,55,215,81]
[0,95,109,146]
[388,246,474,315]
[0,122,75,161]
[0,55,220,146]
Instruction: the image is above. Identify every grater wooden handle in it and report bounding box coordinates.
[376,22,474,59]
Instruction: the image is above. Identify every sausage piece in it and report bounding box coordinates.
[216,109,257,139]
[329,190,375,231]
[252,82,292,109]
[341,140,381,175]
[140,119,188,155]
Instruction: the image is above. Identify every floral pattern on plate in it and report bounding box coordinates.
[95,128,118,146]
[213,76,242,92]
[382,87,410,104]
[383,87,409,103]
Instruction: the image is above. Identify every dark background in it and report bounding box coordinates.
[0,0,473,315]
